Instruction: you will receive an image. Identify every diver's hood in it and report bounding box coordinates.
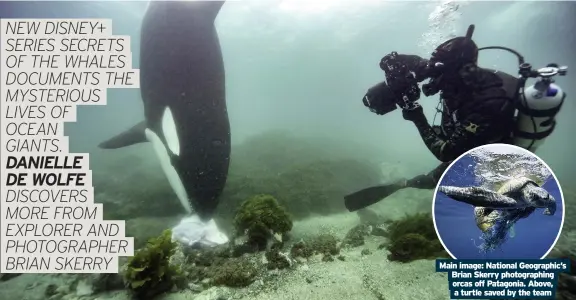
[428,25,479,75]
[421,24,479,95]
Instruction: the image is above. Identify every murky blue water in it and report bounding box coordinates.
[434,155,564,260]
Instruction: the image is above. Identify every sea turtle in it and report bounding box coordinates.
[438,177,557,232]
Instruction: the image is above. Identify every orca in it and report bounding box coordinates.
[99,1,230,245]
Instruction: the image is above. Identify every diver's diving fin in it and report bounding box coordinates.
[344,183,405,212]
[98,121,148,149]
[438,186,521,209]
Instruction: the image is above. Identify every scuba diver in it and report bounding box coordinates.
[438,177,556,251]
[344,24,567,212]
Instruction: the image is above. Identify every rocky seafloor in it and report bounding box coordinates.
[1,132,574,300]
[2,187,575,300]
[0,201,450,300]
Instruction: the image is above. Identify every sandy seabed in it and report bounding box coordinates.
[0,195,450,300]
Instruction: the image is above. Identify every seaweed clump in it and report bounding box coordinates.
[384,213,447,263]
[234,194,293,250]
[291,234,340,261]
[123,229,183,299]
[342,224,372,248]
[207,258,259,287]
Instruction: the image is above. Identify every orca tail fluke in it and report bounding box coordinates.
[171,215,229,247]
[98,121,148,149]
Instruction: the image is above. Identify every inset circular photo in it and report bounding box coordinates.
[433,144,564,259]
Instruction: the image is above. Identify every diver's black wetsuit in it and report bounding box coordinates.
[344,54,520,212]
[394,54,518,189]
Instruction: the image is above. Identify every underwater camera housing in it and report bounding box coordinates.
[362,81,398,115]
[362,52,422,115]
[361,25,479,115]
[363,25,477,114]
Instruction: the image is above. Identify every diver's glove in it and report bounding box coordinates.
[401,104,426,122]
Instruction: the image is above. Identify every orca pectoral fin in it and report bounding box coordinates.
[98,121,148,149]
[438,186,519,209]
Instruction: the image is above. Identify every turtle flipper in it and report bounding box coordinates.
[438,186,523,209]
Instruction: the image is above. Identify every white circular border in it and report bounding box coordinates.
[431,143,566,259]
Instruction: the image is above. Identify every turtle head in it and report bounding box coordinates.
[542,195,556,216]
[523,185,556,216]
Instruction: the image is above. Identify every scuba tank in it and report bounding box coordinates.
[462,26,568,152]
[513,64,567,152]
[424,24,569,153]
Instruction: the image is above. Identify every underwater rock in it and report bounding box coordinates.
[231,243,259,257]
[45,284,59,298]
[184,244,231,268]
[551,230,576,260]
[194,287,230,300]
[557,274,576,300]
[361,249,372,256]
[207,257,259,288]
[371,225,388,237]
[265,250,293,270]
[187,266,210,284]
[42,281,73,300]
[265,243,293,270]
[290,234,340,260]
[79,273,124,295]
[179,245,235,285]
[75,279,94,296]
[188,282,204,293]
[322,255,334,262]
[170,245,187,267]
[0,273,21,282]
[290,240,312,258]
[343,224,372,248]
